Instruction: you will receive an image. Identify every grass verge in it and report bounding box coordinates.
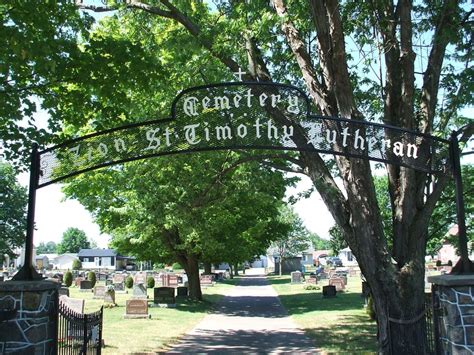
[68,278,238,354]
[268,274,377,354]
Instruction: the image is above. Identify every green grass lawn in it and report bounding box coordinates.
[68,279,238,354]
[268,274,377,354]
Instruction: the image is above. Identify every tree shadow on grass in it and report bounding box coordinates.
[278,291,367,314]
[306,314,377,353]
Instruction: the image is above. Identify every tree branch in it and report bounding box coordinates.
[272,0,330,115]
[420,0,460,134]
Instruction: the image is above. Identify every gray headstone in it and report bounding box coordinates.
[132,283,147,299]
[114,282,125,291]
[79,280,93,290]
[291,271,302,284]
[58,287,70,297]
[104,290,115,304]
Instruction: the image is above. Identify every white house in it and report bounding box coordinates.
[338,247,358,266]
[78,249,134,270]
[51,253,78,270]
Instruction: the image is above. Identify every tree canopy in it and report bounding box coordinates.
[56,227,91,254]
[0,162,27,261]
[2,1,473,352]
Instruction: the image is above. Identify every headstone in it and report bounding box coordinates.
[200,275,213,287]
[106,279,113,286]
[79,280,93,291]
[307,276,317,284]
[113,274,125,284]
[124,299,149,319]
[99,273,107,282]
[58,287,70,297]
[114,282,125,292]
[74,277,84,287]
[329,277,345,292]
[154,287,176,306]
[291,271,302,284]
[322,285,337,298]
[169,274,179,287]
[132,283,147,299]
[160,274,170,287]
[60,295,85,314]
[134,272,147,285]
[93,285,107,299]
[153,275,162,286]
[104,290,115,304]
[176,286,188,297]
[318,272,328,280]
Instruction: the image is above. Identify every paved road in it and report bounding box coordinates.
[167,269,316,354]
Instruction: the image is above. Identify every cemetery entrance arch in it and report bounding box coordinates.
[12,80,470,280]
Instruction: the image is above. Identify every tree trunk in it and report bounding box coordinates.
[179,255,202,301]
[229,265,234,279]
[233,264,239,276]
[279,257,283,276]
[203,262,212,275]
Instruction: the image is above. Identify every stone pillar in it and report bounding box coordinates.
[428,274,474,354]
[0,280,59,354]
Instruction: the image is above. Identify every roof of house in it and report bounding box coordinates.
[78,249,118,257]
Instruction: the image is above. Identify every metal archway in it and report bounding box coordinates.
[12,81,471,280]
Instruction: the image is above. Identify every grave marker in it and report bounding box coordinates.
[132,283,147,299]
[104,290,115,304]
[154,287,176,307]
[124,299,149,319]
[322,285,337,298]
[200,275,213,287]
[329,277,345,292]
[93,285,107,299]
[79,280,93,291]
[176,286,188,297]
[134,272,147,285]
[60,295,84,314]
[291,271,303,284]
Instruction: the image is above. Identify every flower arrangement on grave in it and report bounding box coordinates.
[104,284,117,308]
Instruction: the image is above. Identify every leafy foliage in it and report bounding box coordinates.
[72,259,82,270]
[87,271,96,288]
[63,270,73,287]
[125,275,133,289]
[146,276,155,289]
[36,241,57,254]
[0,162,27,261]
[56,227,90,254]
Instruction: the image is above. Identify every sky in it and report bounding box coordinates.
[18,170,336,249]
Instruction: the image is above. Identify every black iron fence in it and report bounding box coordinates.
[58,300,103,355]
[387,292,441,354]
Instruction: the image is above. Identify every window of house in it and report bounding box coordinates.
[111,257,115,266]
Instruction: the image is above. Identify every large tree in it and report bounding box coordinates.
[56,227,91,254]
[70,2,472,352]
[2,1,472,352]
[0,162,27,263]
[63,153,289,299]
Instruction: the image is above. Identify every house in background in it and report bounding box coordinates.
[78,248,134,270]
[51,253,78,270]
[338,247,358,266]
[35,255,49,270]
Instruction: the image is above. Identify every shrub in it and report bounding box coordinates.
[154,263,165,270]
[436,260,442,267]
[125,275,134,289]
[72,259,82,270]
[172,262,182,270]
[64,271,73,287]
[87,271,97,288]
[147,276,155,289]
